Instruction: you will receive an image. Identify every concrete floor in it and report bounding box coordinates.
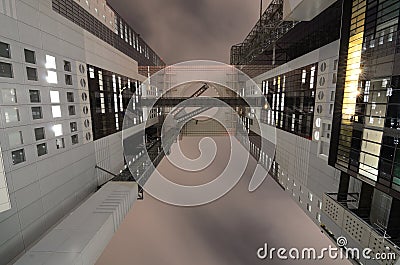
[96,136,351,265]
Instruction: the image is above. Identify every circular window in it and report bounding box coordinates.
[86,132,91,141]
[82,92,88,101]
[318,91,324,100]
[319,77,326,87]
[80,79,86,88]
[79,64,85,74]
[320,62,327,72]
[83,106,89,114]
[84,119,90,128]
[317,105,323,114]
[315,118,321,128]
[314,131,320,140]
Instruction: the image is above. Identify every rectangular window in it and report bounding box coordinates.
[4,107,20,123]
[52,105,62,118]
[37,143,47,157]
[53,124,63,137]
[34,127,45,141]
[2,88,17,103]
[0,62,13,78]
[50,91,60,103]
[0,41,11,58]
[68,105,75,116]
[46,70,57,84]
[56,138,65,149]
[9,131,23,147]
[67,92,74,102]
[64,60,71,72]
[24,49,36,64]
[65,74,72,85]
[26,67,38,81]
[29,90,41,103]
[70,122,77,132]
[12,149,25,165]
[71,134,79,145]
[45,55,56,69]
[31,106,43,120]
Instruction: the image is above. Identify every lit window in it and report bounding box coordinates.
[53,124,63,137]
[0,41,11,58]
[47,70,58,84]
[26,67,38,81]
[308,192,313,201]
[56,138,65,149]
[5,107,20,123]
[45,55,56,69]
[2,88,17,103]
[89,67,95,78]
[314,131,320,141]
[31,107,42,120]
[34,127,45,141]
[52,106,62,118]
[12,149,25,165]
[315,118,321,128]
[307,204,311,212]
[9,131,23,147]
[0,62,13,78]
[24,49,36,64]
[70,122,77,132]
[29,90,40,103]
[50,90,60,103]
[37,143,47,157]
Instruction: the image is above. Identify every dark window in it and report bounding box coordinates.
[24,49,36,64]
[12,149,25,165]
[29,90,41,103]
[65,74,72,85]
[31,106,43,120]
[0,62,13,78]
[37,143,47,156]
[34,127,45,141]
[70,122,77,132]
[71,134,79,145]
[68,105,76,115]
[26,67,38,81]
[56,138,65,149]
[64,60,71,71]
[0,41,10,58]
[67,92,74,102]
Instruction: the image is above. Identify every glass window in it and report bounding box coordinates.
[37,143,47,157]
[70,122,77,132]
[34,127,45,141]
[9,131,23,147]
[53,124,63,137]
[0,41,11,58]
[24,49,36,64]
[29,90,40,103]
[52,105,62,118]
[12,149,25,165]
[65,74,72,85]
[26,67,38,81]
[64,60,71,72]
[56,138,65,149]
[2,88,17,103]
[50,91,60,103]
[68,105,75,116]
[4,107,20,123]
[46,70,57,84]
[31,106,43,120]
[45,55,56,69]
[67,92,74,102]
[71,134,79,145]
[0,62,13,78]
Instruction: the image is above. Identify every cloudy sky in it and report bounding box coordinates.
[107,0,272,64]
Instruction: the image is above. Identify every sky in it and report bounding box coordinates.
[107,0,272,65]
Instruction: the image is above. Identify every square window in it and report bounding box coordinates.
[0,41,11,58]
[53,124,63,137]
[9,131,23,147]
[29,90,41,103]
[12,149,25,165]
[71,134,79,145]
[24,49,36,64]
[50,90,60,103]
[64,60,71,72]
[4,107,20,123]
[68,105,76,116]
[67,92,74,102]
[26,67,38,81]
[47,70,57,84]
[0,62,13,78]
[65,74,72,85]
[32,106,43,120]
[56,138,65,149]
[2,88,17,103]
[70,122,77,132]
[45,55,56,69]
[34,127,45,141]
[52,105,62,118]
[37,143,47,156]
